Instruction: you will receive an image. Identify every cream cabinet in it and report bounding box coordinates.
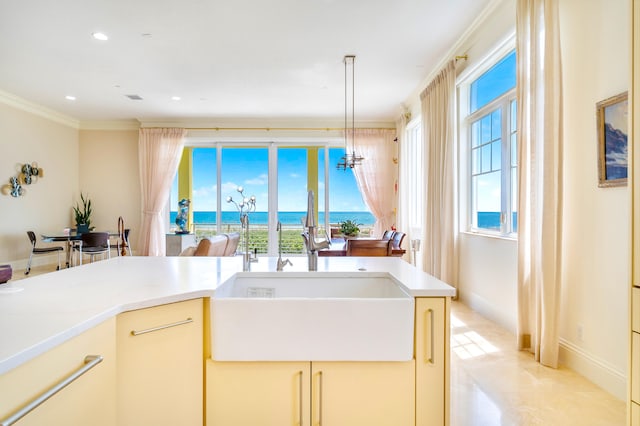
[311,361,415,426]
[117,298,203,426]
[207,361,310,425]
[0,318,116,426]
[633,332,640,405]
[206,359,415,426]
[415,297,450,426]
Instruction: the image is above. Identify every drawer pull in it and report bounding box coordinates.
[426,308,435,364]
[298,370,303,426]
[318,370,323,426]
[131,318,193,336]
[1,355,103,426]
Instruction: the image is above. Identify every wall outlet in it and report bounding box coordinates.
[577,324,584,342]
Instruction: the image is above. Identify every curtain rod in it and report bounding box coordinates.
[140,126,396,131]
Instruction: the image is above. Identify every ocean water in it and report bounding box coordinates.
[170,211,515,230]
[170,211,376,226]
[476,212,518,230]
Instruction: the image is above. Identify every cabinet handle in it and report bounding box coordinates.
[130,317,193,336]
[0,355,103,426]
[426,308,435,364]
[318,371,323,426]
[298,370,303,426]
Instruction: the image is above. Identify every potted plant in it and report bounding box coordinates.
[339,219,361,238]
[73,193,92,233]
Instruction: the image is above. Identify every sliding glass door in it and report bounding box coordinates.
[171,143,371,255]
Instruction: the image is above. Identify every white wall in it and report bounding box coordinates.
[558,0,629,399]
[0,102,80,267]
[452,0,518,333]
[442,0,629,400]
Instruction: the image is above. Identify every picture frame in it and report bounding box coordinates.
[597,92,628,187]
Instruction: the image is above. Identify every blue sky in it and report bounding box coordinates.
[172,147,368,212]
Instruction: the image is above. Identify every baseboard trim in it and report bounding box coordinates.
[559,337,626,400]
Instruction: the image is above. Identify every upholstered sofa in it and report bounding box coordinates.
[178,232,240,257]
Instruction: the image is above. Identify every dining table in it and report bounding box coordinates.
[317,237,406,257]
[41,230,119,268]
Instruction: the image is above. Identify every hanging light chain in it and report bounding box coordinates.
[337,55,364,170]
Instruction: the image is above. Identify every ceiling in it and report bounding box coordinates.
[0,0,492,124]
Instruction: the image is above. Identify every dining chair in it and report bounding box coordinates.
[25,231,64,274]
[392,231,406,248]
[73,232,111,265]
[382,230,396,240]
[346,239,392,256]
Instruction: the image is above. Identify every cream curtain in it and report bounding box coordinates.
[396,114,414,263]
[516,0,564,367]
[138,128,186,256]
[420,60,457,286]
[351,128,398,237]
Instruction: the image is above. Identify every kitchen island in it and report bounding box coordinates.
[0,256,455,426]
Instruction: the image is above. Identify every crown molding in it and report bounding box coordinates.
[139,117,395,130]
[79,120,141,131]
[0,89,80,129]
[400,0,511,117]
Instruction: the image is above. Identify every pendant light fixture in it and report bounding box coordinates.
[337,55,364,170]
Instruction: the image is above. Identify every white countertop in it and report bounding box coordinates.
[0,256,455,375]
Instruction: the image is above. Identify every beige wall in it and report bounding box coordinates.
[78,129,140,253]
[0,103,79,266]
[0,103,141,267]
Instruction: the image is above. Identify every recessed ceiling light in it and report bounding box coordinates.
[171,96,181,101]
[65,95,76,101]
[92,32,109,41]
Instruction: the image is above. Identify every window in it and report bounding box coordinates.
[278,147,309,254]
[170,143,372,255]
[221,147,269,253]
[462,49,517,236]
[405,120,423,231]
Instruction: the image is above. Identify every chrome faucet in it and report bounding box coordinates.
[302,190,330,271]
[276,221,292,271]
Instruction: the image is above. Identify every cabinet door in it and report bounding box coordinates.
[117,298,203,426]
[311,361,415,426]
[0,318,116,426]
[206,360,310,426]
[633,332,640,404]
[415,297,449,426]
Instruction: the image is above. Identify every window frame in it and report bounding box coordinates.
[404,118,424,234]
[169,139,372,255]
[458,39,517,239]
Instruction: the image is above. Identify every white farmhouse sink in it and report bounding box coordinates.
[211,272,414,361]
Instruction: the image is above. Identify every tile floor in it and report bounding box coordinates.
[5,266,628,425]
[450,301,626,425]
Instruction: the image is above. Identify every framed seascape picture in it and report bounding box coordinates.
[597,92,628,187]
